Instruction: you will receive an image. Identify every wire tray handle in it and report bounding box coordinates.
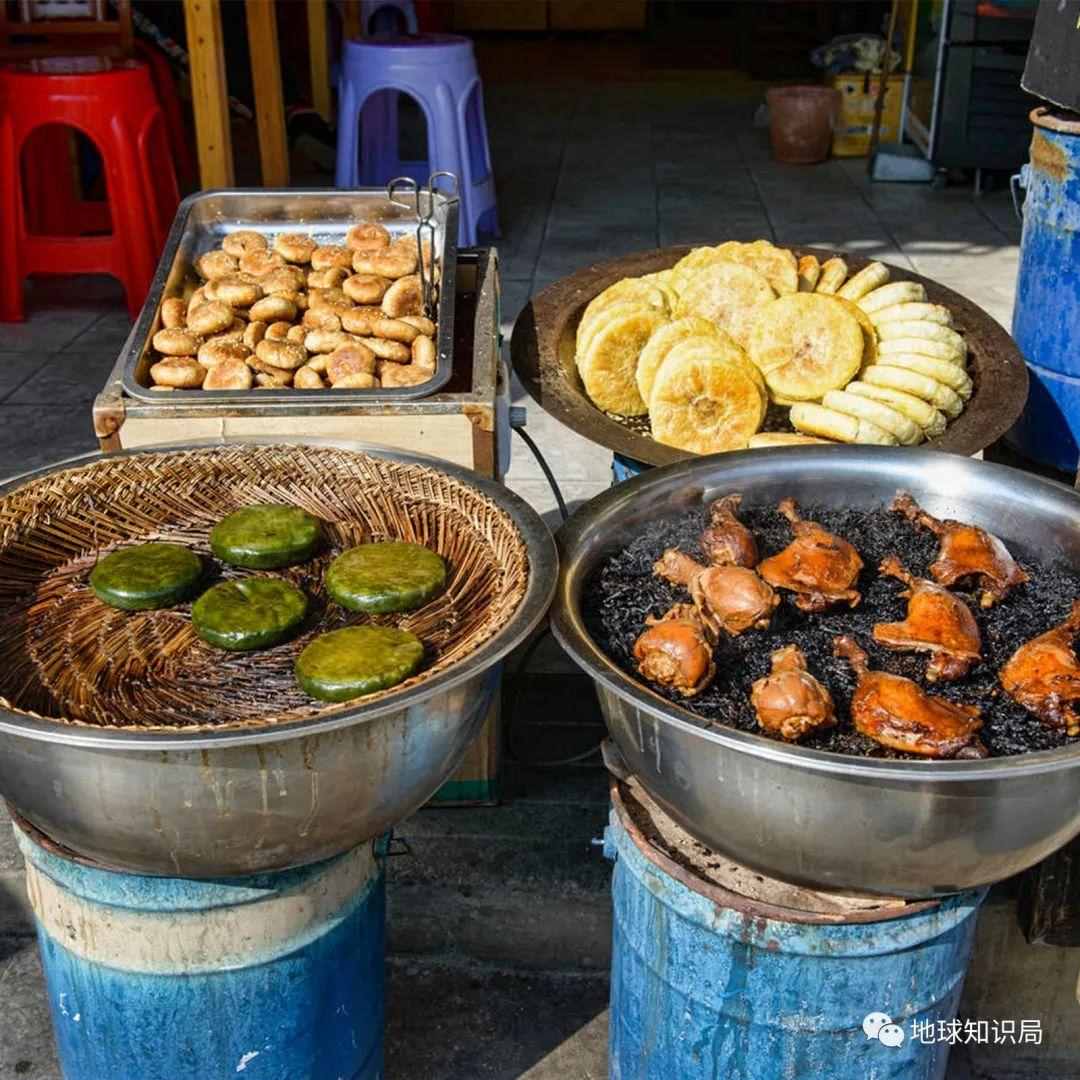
[387,172,459,319]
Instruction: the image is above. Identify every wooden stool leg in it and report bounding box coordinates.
[183,0,235,188]
[246,0,290,187]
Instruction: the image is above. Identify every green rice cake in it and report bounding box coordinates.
[296,625,425,701]
[325,541,446,614]
[192,578,308,651]
[90,543,203,611]
[210,505,322,569]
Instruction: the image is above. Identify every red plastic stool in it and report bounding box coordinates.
[21,45,191,238]
[0,57,179,322]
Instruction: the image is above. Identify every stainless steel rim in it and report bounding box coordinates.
[551,445,1080,783]
[0,436,557,750]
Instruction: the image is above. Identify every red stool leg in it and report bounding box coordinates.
[102,118,159,319]
[139,109,180,252]
[0,114,26,321]
[138,42,195,190]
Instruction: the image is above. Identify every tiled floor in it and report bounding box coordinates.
[0,72,1028,1080]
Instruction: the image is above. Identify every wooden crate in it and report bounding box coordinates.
[93,247,508,805]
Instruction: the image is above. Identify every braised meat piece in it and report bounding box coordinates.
[890,492,1028,608]
[633,603,716,697]
[872,555,982,682]
[654,548,778,636]
[834,636,986,759]
[757,498,863,612]
[750,645,836,742]
[1000,601,1080,737]
[701,494,758,568]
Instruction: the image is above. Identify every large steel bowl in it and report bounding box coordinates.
[0,440,556,877]
[551,447,1080,897]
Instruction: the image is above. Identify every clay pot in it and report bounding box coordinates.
[766,86,842,165]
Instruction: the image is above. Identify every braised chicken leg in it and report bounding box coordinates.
[873,555,982,682]
[890,492,1028,608]
[701,494,758,568]
[654,548,778,636]
[834,636,986,758]
[757,499,863,612]
[633,604,716,697]
[750,645,836,742]
[1000,601,1080,736]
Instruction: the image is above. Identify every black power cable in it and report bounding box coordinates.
[513,426,568,523]
[503,424,598,766]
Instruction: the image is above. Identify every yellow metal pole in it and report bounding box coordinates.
[307,0,333,124]
[183,0,234,188]
[245,0,290,186]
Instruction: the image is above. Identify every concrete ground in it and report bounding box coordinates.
[0,46,1062,1080]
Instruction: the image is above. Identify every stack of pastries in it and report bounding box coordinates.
[574,240,969,453]
[147,223,438,392]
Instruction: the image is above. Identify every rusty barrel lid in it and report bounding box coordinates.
[1031,105,1080,135]
[610,777,940,925]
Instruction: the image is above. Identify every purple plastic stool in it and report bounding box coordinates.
[361,0,417,35]
[335,33,498,245]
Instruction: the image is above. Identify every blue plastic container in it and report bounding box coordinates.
[16,823,385,1080]
[605,797,985,1080]
[611,453,650,486]
[1008,108,1080,472]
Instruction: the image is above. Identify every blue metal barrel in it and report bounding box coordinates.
[605,795,985,1080]
[16,822,385,1080]
[1008,107,1080,472]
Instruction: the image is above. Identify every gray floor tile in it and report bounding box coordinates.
[660,214,773,247]
[507,406,616,485]
[61,309,134,357]
[3,276,125,354]
[500,277,536,341]
[974,191,1022,243]
[0,405,98,477]
[0,941,56,1080]
[535,228,659,282]
[0,355,44,402]
[25,274,124,309]
[0,308,103,353]
[493,168,561,273]
[8,353,118,406]
[657,171,761,201]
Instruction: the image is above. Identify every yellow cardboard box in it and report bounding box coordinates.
[829,72,902,157]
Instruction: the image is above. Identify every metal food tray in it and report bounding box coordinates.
[511,245,1029,465]
[121,188,459,405]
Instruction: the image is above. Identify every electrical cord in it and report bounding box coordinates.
[503,424,599,766]
[513,426,568,523]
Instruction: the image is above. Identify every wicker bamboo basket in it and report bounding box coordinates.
[0,443,530,733]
